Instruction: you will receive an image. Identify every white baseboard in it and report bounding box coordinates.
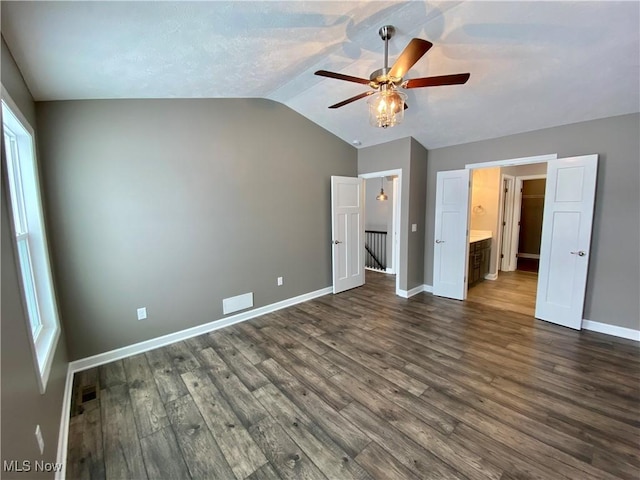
[484,273,498,281]
[56,285,332,475]
[409,290,639,343]
[398,285,425,298]
[581,319,640,341]
[69,286,332,373]
[55,364,74,480]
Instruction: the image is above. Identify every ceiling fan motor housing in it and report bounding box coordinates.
[369,67,402,88]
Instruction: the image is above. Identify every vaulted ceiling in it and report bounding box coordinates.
[2,1,638,149]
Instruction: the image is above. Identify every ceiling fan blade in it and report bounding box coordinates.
[403,73,471,89]
[328,91,374,109]
[388,38,433,79]
[315,70,371,85]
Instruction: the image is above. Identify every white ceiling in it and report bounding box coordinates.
[2,1,639,149]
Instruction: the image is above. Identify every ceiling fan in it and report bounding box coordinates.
[315,25,470,128]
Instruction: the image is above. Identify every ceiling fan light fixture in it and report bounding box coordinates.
[367,89,406,129]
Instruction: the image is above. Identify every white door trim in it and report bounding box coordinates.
[359,169,402,296]
[509,174,547,270]
[498,174,516,272]
[390,176,400,274]
[466,153,558,170]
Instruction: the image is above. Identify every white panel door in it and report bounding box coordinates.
[433,169,470,300]
[535,155,598,329]
[331,176,364,294]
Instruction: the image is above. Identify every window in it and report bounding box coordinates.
[2,94,60,393]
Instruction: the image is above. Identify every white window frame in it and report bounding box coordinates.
[2,89,61,394]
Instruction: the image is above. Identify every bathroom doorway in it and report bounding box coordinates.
[466,165,547,316]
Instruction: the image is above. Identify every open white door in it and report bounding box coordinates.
[433,169,470,300]
[331,176,364,294]
[535,155,598,329]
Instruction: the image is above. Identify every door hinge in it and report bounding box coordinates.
[503,221,506,226]
[501,254,504,259]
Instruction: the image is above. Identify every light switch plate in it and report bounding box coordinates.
[412,224,417,232]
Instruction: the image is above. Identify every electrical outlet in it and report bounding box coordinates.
[35,425,44,455]
[277,276,283,286]
[137,307,147,320]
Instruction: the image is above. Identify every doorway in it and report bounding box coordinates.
[432,154,556,303]
[363,176,397,274]
[359,169,402,296]
[467,166,547,316]
[433,153,599,330]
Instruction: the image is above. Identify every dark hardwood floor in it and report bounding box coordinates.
[67,271,640,479]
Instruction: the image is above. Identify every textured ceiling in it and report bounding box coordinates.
[2,1,639,149]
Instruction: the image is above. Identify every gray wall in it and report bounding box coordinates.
[36,98,357,360]
[425,113,640,330]
[358,137,427,291]
[1,36,69,478]
[408,138,427,289]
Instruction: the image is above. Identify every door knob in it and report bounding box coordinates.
[435,239,445,244]
[333,240,342,245]
[570,250,586,256]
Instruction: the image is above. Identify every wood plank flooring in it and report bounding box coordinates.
[66,271,640,479]
[466,270,537,316]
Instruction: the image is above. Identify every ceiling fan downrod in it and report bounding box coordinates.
[379,25,395,71]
